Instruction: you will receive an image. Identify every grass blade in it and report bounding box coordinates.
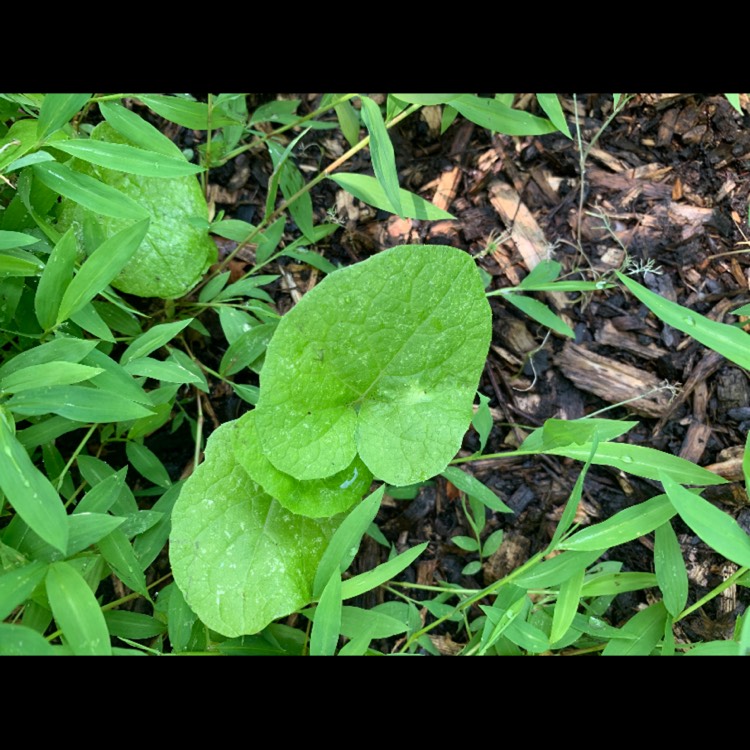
[46,561,111,655]
[602,601,667,655]
[340,542,428,600]
[52,139,203,177]
[535,94,571,138]
[37,93,91,141]
[550,565,584,645]
[504,293,575,337]
[618,271,750,370]
[0,412,68,553]
[560,494,676,552]
[137,94,238,130]
[660,472,750,568]
[359,95,402,216]
[34,228,77,330]
[56,218,149,324]
[99,100,185,158]
[33,162,148,220]
[654,520,688,617]
[0,560,48,620]
[309,571,342,656]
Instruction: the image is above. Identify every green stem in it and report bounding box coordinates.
[57,423,98,496]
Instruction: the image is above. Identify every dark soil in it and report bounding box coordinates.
[153,94,750,651]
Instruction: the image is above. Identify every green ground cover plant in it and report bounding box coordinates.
[0,93,748,655]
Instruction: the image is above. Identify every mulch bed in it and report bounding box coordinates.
[159,94,750,651]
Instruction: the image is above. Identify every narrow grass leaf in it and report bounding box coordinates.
[137,94,238,130]
[309,571,342,656]
[685,641,741,656]
[83,347,151,405]
[392,95,460,106]
[330,173,454,220]
[471,392,492,454]
[57,218,150,324]
[725,94,742,113]
[70,303,115,342]
[618,272,750,370]
[359,95,402,215]
[0,560,48,620]
[581,572,657,597]
[0,230,38,249]
[123,357,202,384]
[340,542,428,600]
[559,494,676,552]
[0,413,68,553]
[654,520,688,616]
[313,485,384,598]
[744,430,750,490]
[0,336,98,378]
[52,139,203,177]
[267,137,315,242]
[441,466,512,513]
[132,482,181,569]
[0,623,54,655]
[0,248,43,276]
[334,99,360,147]
[125,441,172,488]
[33,162,147,220]
[504,293,574,337]
[602,601,667,656]
[0,362,103,394]
[219,322,275,377]
[550,565,584,645]
[97,529,149,596]
[73,470,126,515]
[99,100,184,158]
[536,94,571,138]
[37,94,90,141]
[341,605,409,640]
[7,385,154,422]
[660,472,750,568]
[452,95,558,136]
[46,561,111,655]
[545,441,725,486]
[120,318,193,365]
[65,513,126,557]
[514,549,604,588]
[547,435,598,551]
[34,227,77,329]
[519,418,636,453]
[504,616,551,654]
[0,119,37,174]
[104,610,167,640]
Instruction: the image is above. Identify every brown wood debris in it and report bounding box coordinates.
[555,342,674,417]
[594,319,669,360]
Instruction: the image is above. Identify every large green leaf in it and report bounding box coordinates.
[232,412,373,518]
[253,245,492,486]
[56,122,216,299]
[170,421,341,637]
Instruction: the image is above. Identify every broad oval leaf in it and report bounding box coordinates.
[253,245,492,486]
[330,173,455,220]
[170,421,341,637]
[232,412,373,518]
[56,122,216,298]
